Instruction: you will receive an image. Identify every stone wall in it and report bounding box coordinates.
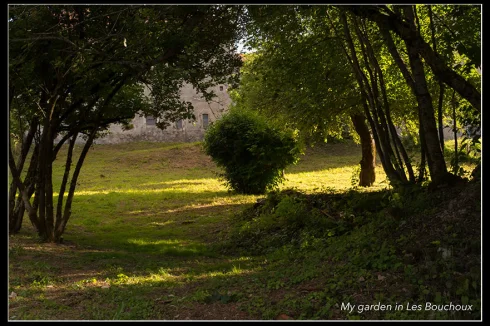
[80,82,231,144]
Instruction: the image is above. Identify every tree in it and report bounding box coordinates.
[237,5,378,187]
[344,5,481,185]
[344,5,481,113]
[8,5,246,241]
[203,108,301,194]
[335,10,416,185]
[240,5,480,187]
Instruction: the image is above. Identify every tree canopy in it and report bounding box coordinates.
[8,5,246,241]
[234,4,480,187]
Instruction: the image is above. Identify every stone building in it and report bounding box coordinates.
[93,82,232,144]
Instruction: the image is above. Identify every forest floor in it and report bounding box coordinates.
[8,140,481,320]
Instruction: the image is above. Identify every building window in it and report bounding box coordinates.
[219,85,224,91]
[146,115,156,126]
[176,119,183,130]
[202,114,209,129]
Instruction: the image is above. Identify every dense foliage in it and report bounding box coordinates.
[237,5,481,187]
[9,5,246,241]
[203,109,301,194]
[220,180,480,319]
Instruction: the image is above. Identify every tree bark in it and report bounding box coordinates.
[8,139,41,233]
[339,11,403,184]
[53,128,80,160]
[377,22,429,184]
[354,25,399,175]
[428,5,446,152]
[36,117,49,240]
[12,142,40,231]
[43,125,55,241]
[451,90,459,174]
[9,118,38,233]
[402,6,449,185]
[350,113,376,186]
[357,19,415,182]
[437,84,445,151]
[417,117,428,183]
[55,132,78,233]
[55,127,97,241]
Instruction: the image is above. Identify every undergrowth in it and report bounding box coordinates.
[219,181,481,320]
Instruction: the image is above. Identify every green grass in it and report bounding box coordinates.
[8,140,480,320]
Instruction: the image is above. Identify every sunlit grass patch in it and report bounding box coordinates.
[190,264,255,281]
[284,164,389,193]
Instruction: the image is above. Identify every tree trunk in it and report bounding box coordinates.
[35,95,62,241]
[36,117,49,240]
[55,132,78,232]
[357,19,415,182]
[360,61,400,178]
[11,147,39,233]
[14,141,40,230]
[350,113,376,186]
[451,90,459,174]
[53,128,80,160]
[428,5,446,153]
[44,125,55,241]
[377,22,429,184]
[339,11,403,185]
[417,118,428,183]
[9,119,38,233]
[55,128,97,242]
[402,6,449,185]
[8,138,41,233]
[437,84,445,151]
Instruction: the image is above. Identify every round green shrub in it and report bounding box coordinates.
[203,109,301,194]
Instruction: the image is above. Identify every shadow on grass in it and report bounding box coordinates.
[56,186,253,262]
[9,259,266,320]
[9,195,265,319]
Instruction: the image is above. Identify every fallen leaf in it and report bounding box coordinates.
[358,276,365,282]
[377,275,386,281]
[9,292,17,299]
[101,284,110,289]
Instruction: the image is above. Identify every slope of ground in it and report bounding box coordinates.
[8,141,480,320]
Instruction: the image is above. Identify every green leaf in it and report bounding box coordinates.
[434,292,442,304]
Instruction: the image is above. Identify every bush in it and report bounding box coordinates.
[203,109,301,194]
[221,189,370,255]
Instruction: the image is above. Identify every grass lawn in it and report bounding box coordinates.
[8,140,479,320]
